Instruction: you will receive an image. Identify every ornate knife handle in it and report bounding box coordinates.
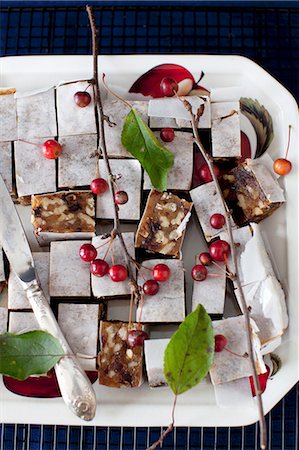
[25,280,97,421]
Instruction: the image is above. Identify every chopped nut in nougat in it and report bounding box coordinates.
[135,190,193,257]
[211,101,241,159]
[222,159,285,226]
[136,259,185,323]
[143,132,194,191]
[98,321,144,388]
[31,191,95,245]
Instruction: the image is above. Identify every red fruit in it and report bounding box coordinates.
[42,139,62,160]
[108,264,128,282]
[114,190,128,205]
[160,128,175,142]
[90,259,109,277]
[160,77,179,97]
[214,334,227,352]
[129,63,196,98]
[210,213,225,229]
[198,252,212,266]
[127,330,149,348]
[143,279,159,296]
[240,131,252,162]
[209,240,231,262]
[191,264,207,281]
[79,243,97,262]
[74,91,92,107]
[198,163,220,183]
[153,263,170,282]
[90,178,108,195]
[249,366,271,396]
[273,158,292,176]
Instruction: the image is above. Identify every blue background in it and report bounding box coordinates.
[0,2,298,449]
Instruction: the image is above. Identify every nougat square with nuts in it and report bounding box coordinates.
[135,190,193,257]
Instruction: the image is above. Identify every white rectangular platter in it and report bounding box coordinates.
[0,55,298,427]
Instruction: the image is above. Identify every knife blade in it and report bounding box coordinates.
[0,176,96,421]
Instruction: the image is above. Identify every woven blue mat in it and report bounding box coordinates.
[0,2,298,449]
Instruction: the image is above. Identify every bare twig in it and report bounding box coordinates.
[146,395,177,450]
[86,5,140,302]
[186,105,267,450]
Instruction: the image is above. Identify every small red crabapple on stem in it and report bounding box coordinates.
[90,177,109,195]
[114,190,129,205]
[209,240,231,262]
[214,334,227,352]
[79,243,97,262]
[210,213,225,229]
[273,125,292,176]
[127,329,149,348]
[198,163,221,183]
[198,252,212,266]
[90,259,109,277]
[18,139,63,160]
[152,263,171,282]
[160,77,179,97]
[160,128,175,142]
[108,264,128,282]
[191,264,207,281]
[143,279,159,295]
[74,91,92,107]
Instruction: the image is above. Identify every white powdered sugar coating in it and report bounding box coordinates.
[91,232,135,298]
[56,81,97,136]
[0,91,17,141]
[0,141,12,192]
[9,311,40,334]
[14,137,56,197]
[50,241,91,297]
[16,88,57,139]
[143,131,194,191]
[136,259,185,323]
[58,303,99,370]
[211,101,241,158]
[144,338,170,388]
[58,134,98,188]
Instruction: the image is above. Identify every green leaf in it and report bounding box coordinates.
[0,331,64,380]
[121,108,174,191]
[164,304,214,395]
[240,97,274,158]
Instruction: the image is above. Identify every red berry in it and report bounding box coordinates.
[108,264,128,282]
[160,77,179,97]
[209,240,231,262]
[114,190,128,205]
[79,243,97,262]
[191,264,207,281]
[214,334,227,352]
[90,259,109,277]
[249,365,270,396]
[127,330,149,348]
[210,213,225,229]
[152,263,170,282]
[273,158,292,176]
[143,279,159,296]
[74,91,91,107]
[42,140,62,160]
[198,252,212,266]
[160,128,175,142]
[198,163,220,183]
[90,178,108,195]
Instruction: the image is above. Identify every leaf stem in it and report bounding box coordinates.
[285,125,292,159]
[102,73,132,109]
[86,5,140,304]
[185,102,267,450]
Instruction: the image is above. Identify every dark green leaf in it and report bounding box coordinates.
[240,97,274,158]
[0,331,64,380]
[164,304,214,395]
[121,108,174,191]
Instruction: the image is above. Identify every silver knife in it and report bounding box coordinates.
[0,176,96,421]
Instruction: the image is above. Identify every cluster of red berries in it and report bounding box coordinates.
[142,263,171,296]
[79,243,128,282]
[89,176,128,205]
[191,240,231,282]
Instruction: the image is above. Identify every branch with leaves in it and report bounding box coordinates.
[182,98,267,450]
